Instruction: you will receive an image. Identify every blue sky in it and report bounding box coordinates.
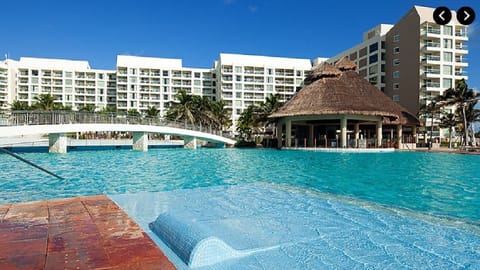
[2,0,479,88]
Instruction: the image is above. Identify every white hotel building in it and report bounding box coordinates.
[1,53,313,130]
[327,6,469,138]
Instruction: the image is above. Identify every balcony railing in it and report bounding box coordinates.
[455,57,468,63]
[422,55,441,62]
[455,44,468,50]
[422,28,441,35]
[455,31,467,37]
[424,42,441,49]
[423,82,441,88]
[424,69,441,75]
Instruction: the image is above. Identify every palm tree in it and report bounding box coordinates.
[439,79,480,147]
[78,104,95,112]
[165,89,196,126]
[236,105,262,140]
[256,94,283,127]
[210,100,232,131]
[33,93,56,110]
[145,106,159,118]
[439,112,458,148]
[127,109,140,116]
[10,100,30,111]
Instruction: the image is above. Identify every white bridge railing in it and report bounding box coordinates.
[0,111,233,138]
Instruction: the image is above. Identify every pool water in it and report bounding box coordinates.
[1,148,479,226]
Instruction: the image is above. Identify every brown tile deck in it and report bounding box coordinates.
[0,195,176,270]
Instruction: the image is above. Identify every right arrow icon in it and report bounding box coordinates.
[457,7,475,25]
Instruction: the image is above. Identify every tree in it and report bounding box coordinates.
[165,89,197,126]
[78,104,95,112]
[256,94,283,127]
[439,79,480,147]
[439,112,458,148]
[145,106,159,118]
[236,105,262,140]
[127,109,140,116]
[33,93,56,110]
[10,100,30,111]
[210,100,232,131]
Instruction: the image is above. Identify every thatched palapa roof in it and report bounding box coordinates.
[270,58,419,125]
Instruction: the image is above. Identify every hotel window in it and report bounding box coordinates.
[443,52,452,62]
[443,78,452,89]
[267,69,273,75]
[32,70,39,76]
[393,34,400,42]
[163,70,169,76]
[369,65,378,75]
[130,68,136,75]
[369,42,378,53]
[393,59,400,66]
[369,54,378,64]
[235,66,242,73]
[194,72,201,78]
[31,77,39,84]
[236,92,242,98]
[393,71,400,78]
[98,73,104,80]
[163,78,169,84]
[443,65,452,75]
[236,75,242,82]
[236,109,241,115]
[393,83,400,90]
[235,83,242,90]
[392,95,400,102]
[443,25,453,35]
[296,70,302,76]
[443,39,452,49]
[393,47,400,54]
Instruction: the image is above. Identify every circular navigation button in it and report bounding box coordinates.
[457,7,475,25]
[433,6,452,25]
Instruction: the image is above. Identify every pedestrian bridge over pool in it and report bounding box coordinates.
[0,111,236,153]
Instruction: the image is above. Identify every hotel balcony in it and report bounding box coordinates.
[421,27,441,36]
[421,68,441,78]
[422,42,441,51]
[455,56,468,66]
[455,44,468,53]
[422,82,441,91]
[421,55,441,64]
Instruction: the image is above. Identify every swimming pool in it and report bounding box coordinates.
[1,148,478,226]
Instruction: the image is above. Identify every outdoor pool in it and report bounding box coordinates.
[1,148,480,269]
[1,148,478,225]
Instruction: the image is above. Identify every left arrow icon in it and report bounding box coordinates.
[433,7,452,25]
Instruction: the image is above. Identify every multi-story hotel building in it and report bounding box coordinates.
[328,6,469,138]
[115,55,216,116]
[1,54,311,130]
[2,57,117,111]
[214,53,312,127]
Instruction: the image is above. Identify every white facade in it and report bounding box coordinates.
[215,53,312,127]
[115,55,215,116]
[12,57,116,110]
[328,24,394,92]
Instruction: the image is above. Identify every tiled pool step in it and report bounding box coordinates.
[0,195,175,270]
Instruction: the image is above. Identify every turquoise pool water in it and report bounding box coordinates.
[1,148,479,226]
